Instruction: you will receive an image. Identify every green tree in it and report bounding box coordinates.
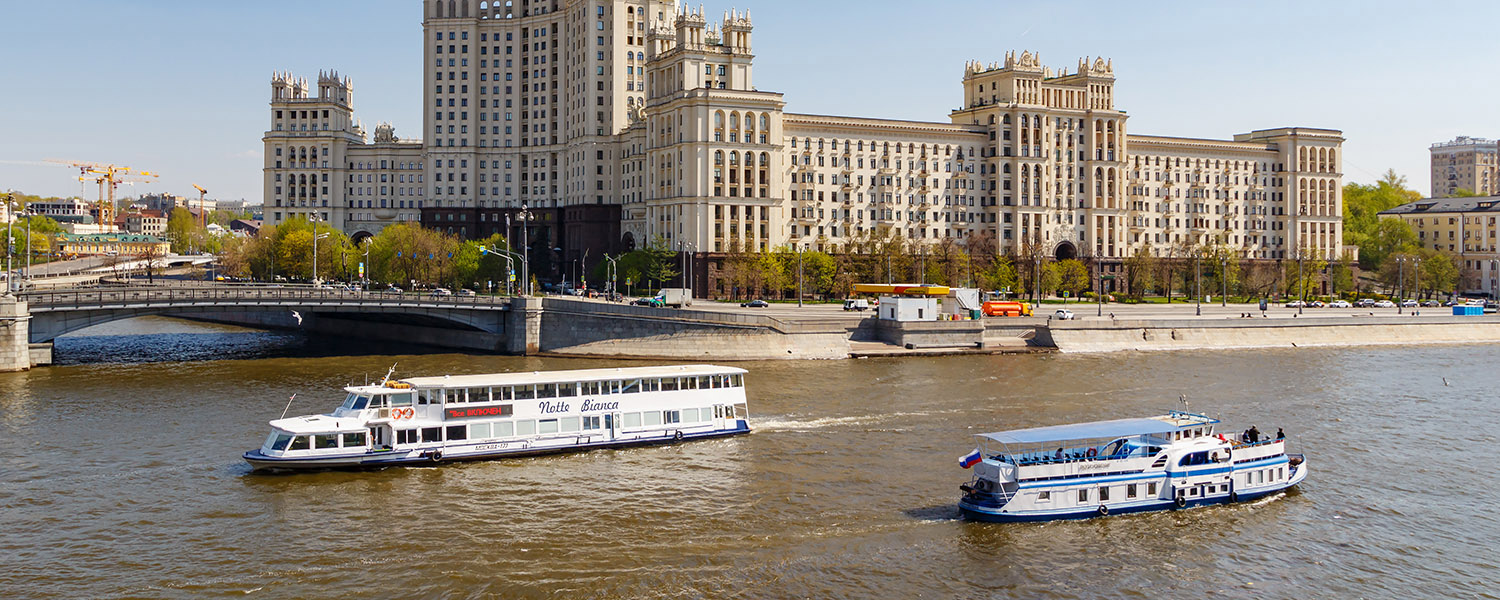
[1452,188,1481,198]
[1343,169,1422,269]
[1123,245,1157,299]
[165,207,202,253]
[977,255,1019,295]
[1418,249,1459,298]
[1054,259,1089,300]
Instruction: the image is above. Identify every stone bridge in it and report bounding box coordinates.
[0,287,522,370]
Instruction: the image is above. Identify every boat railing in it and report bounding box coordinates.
[1229,438,1282,450]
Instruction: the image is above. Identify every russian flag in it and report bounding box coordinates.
[958,448,983,469]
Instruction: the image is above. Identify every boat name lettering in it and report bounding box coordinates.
[539,401,571,414]
[445,406,510,419]
[1077,462,1112,471]
[581,399,619,412]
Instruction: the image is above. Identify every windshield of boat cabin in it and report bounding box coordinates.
[340,394,371,411]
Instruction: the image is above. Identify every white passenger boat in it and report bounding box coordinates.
[957,411,1307,522]
[243,365,751,472]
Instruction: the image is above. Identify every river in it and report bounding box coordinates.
[1,317,1494,598]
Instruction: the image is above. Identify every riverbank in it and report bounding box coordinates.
[1039,313,1500,353]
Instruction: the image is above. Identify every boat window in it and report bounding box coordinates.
[352,396,370,410]
[367,395,388,409]
[342,432,367,448]
[680,408,698,423]
[698,376,712,389]
[513,385,536,400]
[397,429,419,444]
[660,378,678,391]
[1099,487,1110,501]
[516,420,536,436]
[623,412,642,428]
[731,374,744,387]
[583,416,602,430]
[494,386,512,401]
[289,436,310,451]
[538,419,560,434]
[447,425,467,441]
[1037,491,1050,501]
[390,393,413,407]
[642,378,659,392]
[663,410,681,424]
[421,427,442,443]
[643,411,663,426]
[620,379,640,394]
[581,381,600,395]
[537,384,557,399]
[269,433,293,451]
[1148,482,1158,496]
[1077,489,1089,503]
[470,388,489,402]
[495,421,514,437]
[1178,451,1210,466]
[734,403,748,419]
[470,422,492,439]
[418,390,432,405]
[608,380,622,394]
[681,377,695,390]
[313,434,338,449]
[709,377,721,389]
[559,417,580,432]
[1127,484,1138,498]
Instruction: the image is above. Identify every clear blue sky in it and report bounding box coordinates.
[2,0,1495,203]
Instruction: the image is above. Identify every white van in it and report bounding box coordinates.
[843,299,870,311]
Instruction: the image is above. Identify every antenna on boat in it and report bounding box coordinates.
[379,363,398,386]
[280,394,297,419]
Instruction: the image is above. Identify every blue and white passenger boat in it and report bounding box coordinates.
[957,411,1306,522]
[244,365,751,471]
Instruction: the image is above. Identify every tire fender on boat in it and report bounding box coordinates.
[431,450,443,462]
[673,430,684,442]
[1230,491,1239,503]
[1175,496,1187,509]
[1097,504,1109,517]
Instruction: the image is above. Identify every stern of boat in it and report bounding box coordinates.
[958,459,1020,519]
[1287,453,1308,487]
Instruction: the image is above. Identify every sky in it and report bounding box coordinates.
[2,0,1497,204]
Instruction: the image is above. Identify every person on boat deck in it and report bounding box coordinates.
[1054,447,1064,460]
[1247,426,1261,443]
[1276,427,1285,440]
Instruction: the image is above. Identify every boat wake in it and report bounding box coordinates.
[755,411,954,432]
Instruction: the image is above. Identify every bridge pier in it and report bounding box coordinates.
[507,296,543,355]
[0,296,32,372]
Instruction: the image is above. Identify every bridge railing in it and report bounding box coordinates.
[19,286,515,310]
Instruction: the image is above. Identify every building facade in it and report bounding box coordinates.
[1380,195,1500,296]
[265,0,1345,292]
[1430,136,1498,199]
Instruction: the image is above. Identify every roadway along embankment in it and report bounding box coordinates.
[1038,314,1500,353]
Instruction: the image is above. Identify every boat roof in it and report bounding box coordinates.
[978,412,1218,445]
[390,364,747,390]
[270,414,368,435]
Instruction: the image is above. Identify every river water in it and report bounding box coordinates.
[2,317,1495,599]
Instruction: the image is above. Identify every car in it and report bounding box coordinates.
[1308,300,1326,308]
[842,299,870,311]
[1400,299,1419,308]
[430,287,453,297]
[1284,300,1305,308]
[1374,300,1396,308]
[457,289,476,297]
[633,297,663,307]
[1355,299,1376,308]
[384,285,403,294]
[1328,300,1352,308]
[1422,300,1441,307]
[741,299,769,308]
[1053,309,1075,320]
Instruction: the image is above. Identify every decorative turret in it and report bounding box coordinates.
[721,7,752,53]
[1004,50,1043,73]
[271,71,310,100]
[318,70,353,106]
[1077,56,1114,78]
[675,3,707,49]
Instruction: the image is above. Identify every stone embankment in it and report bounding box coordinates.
[1037,314,1500,353]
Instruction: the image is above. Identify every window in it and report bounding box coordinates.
[583,416,602,430]
[538,419,560,434]
[396,430,419,444]
[663,410,681,424]
[495,421,515,438]
[313,434,338,449]
[1127,484,1138,498]
[1037,491,1051,501]
[643,411,663,426]
[421,427,442,443]
[288,436,310,451]
[469,423,492,439]
[1147,482,1158,496]
[516,420,536,435]
[1077,489,1089,503]
[1099,486,1110,501]
[447,425,467,441]
[623,412,642,428]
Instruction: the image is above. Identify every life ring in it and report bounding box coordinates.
[1097,504,1109,517]
[1230,491,1239,503]
[1086,447,1097,458]
[431,450,443,462]
[673,430,684,442]
[1174,496,1187,509]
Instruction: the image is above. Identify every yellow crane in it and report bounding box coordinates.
[47,159,158,231]
[192,184,208,228]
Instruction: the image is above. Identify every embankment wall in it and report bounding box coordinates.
[1042,315,1500,353]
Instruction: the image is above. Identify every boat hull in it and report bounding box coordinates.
[244,421,750,473]
[959,462,1307,523]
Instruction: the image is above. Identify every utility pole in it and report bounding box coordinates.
[3,192,13,296]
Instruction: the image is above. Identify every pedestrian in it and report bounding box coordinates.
[1276,427,1285,440]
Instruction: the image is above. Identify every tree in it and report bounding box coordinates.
[1343,169,1422,269]
[165,206,201,253]
[1330,251,1357,296]
[1054,259,1089,300]
[1418,249,1459,298]
[977,255,1019,295]
[1123,245,1156,299]
[1452,188,1481,198]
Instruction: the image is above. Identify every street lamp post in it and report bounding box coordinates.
[604,254,618,298]
[311,230,330,288]
[3,191,13,296]
[1096,260,1103,317]
[515,204,532,295]
[478,245,516,296]
[797,245,804,308]
[1195,252,1202,317]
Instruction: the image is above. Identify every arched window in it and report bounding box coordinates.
[714,150,724,165]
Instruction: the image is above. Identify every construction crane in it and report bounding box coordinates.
[192,184,208,228]
[46,159,158,231]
